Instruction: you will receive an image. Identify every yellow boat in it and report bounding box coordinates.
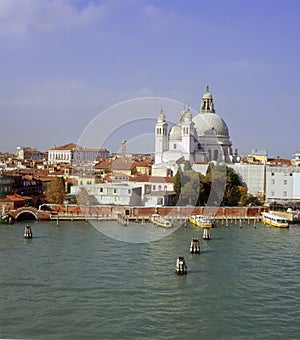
[189,215,213,228]
[149,214,172,228]
[261,212,289,228]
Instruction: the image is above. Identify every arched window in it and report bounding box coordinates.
[208,149,211,161]
[214,150,218,161]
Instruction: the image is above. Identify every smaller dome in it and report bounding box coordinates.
[183,108,192,122]
[202,85,213,99]
[169,124,182,141]
[202,92,213,99]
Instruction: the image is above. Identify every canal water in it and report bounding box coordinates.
[1,220,299,339]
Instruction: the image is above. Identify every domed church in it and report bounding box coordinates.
[154,86,233,164]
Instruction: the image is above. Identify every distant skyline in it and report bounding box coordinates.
[0,0,299,158]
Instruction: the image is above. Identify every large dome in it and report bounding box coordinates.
[193,113,230,137]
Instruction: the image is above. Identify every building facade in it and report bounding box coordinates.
[16,147,46,161]
[155,86,233,165]
[48,143,109,164]
[265,166,300,202]
[71,183,143,206]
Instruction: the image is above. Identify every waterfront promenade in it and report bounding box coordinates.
[8,205,265,224]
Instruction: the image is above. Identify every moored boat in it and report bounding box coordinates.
[0,206,13,224]
[149,214,172,228]
[189,215,213,228]
[0,214,10,224]
[175,256,187,275]
[261,212,289,228]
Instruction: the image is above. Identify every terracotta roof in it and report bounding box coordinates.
[50,143,109,153]
[50,143,82,151]
[110,172,129,177]
[267,158,291,165]
[134,160,152,167]
[95,159,136,171]
[95,160,112,170]
[111,160,136,171]
[129,175,173,183]
[5,194,30,202]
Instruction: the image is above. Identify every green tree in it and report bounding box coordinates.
[172,170,182,205]
[46,176,66,204]
[239,192,262,206]
[205,165,227,206]
[198,173,208,206]
[171,163,253,207]
[183,160,192,171]
[180,170,200,206]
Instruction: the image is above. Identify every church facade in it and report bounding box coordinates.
[154,86,234,165]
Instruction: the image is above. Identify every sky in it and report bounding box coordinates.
[0,0,300,158]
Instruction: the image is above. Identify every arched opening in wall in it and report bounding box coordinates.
[214,150,218,161]
[208,149,211,161]
[15,212,37,221]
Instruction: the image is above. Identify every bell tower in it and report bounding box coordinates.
[155,107,168,164]
[181,106,195,161]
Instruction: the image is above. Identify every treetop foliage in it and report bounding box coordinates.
[172,164,262,207]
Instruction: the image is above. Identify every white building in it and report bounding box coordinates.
[265,166,300,202]
[155,86,233,165]
[48,143,109,164]
[230,163,265,197]
[71,183,142,206]
[129,175,175,206]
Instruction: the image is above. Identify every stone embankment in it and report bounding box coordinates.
[44,205,266,221]
[8,204,267,222]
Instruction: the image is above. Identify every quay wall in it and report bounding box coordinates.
[43,205,266,220]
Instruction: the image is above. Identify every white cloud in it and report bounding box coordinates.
[143,3,177,30]
[0,0,110,37]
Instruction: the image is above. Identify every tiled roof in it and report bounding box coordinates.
[111,160,135,170]
[50,143,82,151]
[95,160,112,170]
[129,175,173,183]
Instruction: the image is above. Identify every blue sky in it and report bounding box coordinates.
[0,0,299,158]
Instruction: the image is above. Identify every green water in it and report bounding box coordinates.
[1,221,299,339]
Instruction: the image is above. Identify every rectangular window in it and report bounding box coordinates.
[113,189,117,194]
[174,144,177,149]
[283,191,287,197]
[271,179,275,185]
[271,190,275,196]
[284,180,287,185]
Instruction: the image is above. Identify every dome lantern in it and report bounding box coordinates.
[200,85,215,114]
